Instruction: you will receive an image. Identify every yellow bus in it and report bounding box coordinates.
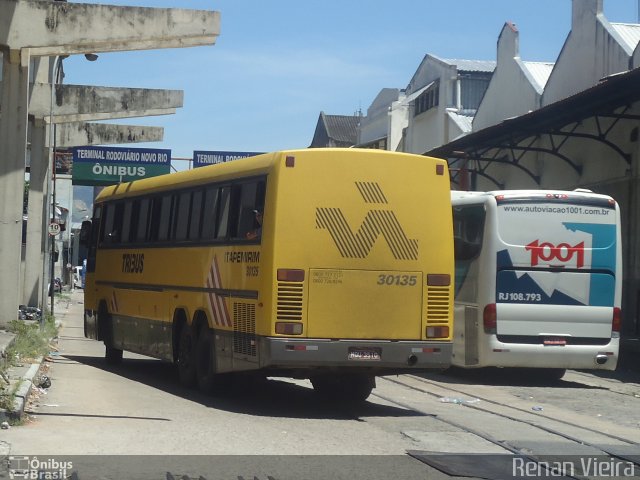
[80,148,454,401]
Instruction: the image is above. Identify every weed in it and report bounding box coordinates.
[0,379,22,411]
[6,315,58,364]
[0,315,57,416]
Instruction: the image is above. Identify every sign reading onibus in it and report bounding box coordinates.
[72,146,171,186]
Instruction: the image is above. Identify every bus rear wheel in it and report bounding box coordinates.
[310,373,375,402]
[177,325,197,387]
[99,306,122,365]
[195,328,217,392]
[105,345,123,365]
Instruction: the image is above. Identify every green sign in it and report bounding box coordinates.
[71,146,171,186]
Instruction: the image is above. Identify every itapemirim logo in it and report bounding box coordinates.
[316,182,418,260]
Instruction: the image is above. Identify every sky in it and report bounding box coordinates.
[64,0,640,171]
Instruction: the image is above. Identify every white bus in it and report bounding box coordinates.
[451,189,621,380]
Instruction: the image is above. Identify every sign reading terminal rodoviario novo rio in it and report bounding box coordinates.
[72,146,171,186]
[192,150,263,168]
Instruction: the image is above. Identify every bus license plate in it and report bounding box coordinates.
[348,347,381,361]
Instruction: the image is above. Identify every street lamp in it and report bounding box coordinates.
[49,55,63,317]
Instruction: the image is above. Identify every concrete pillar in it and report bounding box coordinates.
[23,120,48,307]
[0,49,29,327]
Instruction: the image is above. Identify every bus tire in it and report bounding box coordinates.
[310,373,375,402]
[195,328,217,393]
[105,345,123,365]
[177,325,197,387]
[99,305,122,365]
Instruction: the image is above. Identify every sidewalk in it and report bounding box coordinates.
[0,290,75,424]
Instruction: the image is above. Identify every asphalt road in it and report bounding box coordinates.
[2,289,640,480]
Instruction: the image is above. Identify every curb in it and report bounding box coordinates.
[0,358,43,423]
[12,361,42,417]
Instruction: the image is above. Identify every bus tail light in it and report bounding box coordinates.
[483,303,497,333]
[426,326,449,338]
[612,307,621,337]
[277,269,305,282]
[275,322,303,335]
[427,274,450,286]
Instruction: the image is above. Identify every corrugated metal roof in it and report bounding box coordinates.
[322,113,360,144]
[441,58,496,73]
[610,23,640,52]
[522,61,554,91]
[428,67,640,160]
[447,111,473,133]
[401,81,435,105]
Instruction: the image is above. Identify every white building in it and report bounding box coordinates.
[473,22,553,131]
[426,0,640,334]
[356,88,407,151]
[356,55,495,156]
[543,0,640,106]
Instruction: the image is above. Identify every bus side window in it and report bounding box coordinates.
[148,197,162,241]
[215,187,231,240]
[453,206,485,261]
[233,181,262,241]
[136,198,151,243]
[121,201,133,244]
[157,194,175,242]
[201,187,220,240]
[238,207,257,238]
[173,191,192,242]
[99,203,111,244]
[101,202,124,244]
[226,184,243,239]
[188,190,204,240]
[238,180,266,241]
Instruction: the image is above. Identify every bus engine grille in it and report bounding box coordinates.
[233,302,256,356]
[277,282,304,321]
[426,286,450,323]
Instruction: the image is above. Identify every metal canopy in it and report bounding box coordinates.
[427,67,640,189]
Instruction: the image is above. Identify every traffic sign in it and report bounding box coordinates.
[48,222,61,236]
[72,146,172,186]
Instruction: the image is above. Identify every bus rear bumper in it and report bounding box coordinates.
[476,339,619,370]
[261,337,452,371]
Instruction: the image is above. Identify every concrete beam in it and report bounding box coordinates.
[0,1,220,56]
[54,122,164,147]
[28,83,183,123]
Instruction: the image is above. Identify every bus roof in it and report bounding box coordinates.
[451,189,615,204]
[96,148,444,203]
[95,150,279,202]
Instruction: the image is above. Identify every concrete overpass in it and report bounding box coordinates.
[23,81,183,308]
[0,0,220,326]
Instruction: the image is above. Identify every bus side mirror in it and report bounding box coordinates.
[79,220,92,246]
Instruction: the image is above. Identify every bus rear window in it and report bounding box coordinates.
[453,205,485,261]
